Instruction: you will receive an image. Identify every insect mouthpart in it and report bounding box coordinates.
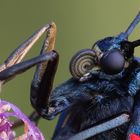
[69,49,99,79]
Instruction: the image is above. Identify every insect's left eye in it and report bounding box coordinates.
[100,49,125,74]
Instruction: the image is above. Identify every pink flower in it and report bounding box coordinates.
[0,99,45,140]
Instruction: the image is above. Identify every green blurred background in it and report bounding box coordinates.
[0,0,140,139]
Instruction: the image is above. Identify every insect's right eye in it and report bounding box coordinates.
[100,49,125,75]
[69,49,98,79]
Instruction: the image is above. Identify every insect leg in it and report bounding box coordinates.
[68,113,130,140]
[0,23,56,79]
[12,111,40,129]
[31,50,59,119]
[0,51,58,82]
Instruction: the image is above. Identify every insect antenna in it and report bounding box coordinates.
[124,11,140,38]
[131,39,140,48]
[117,12,140,42]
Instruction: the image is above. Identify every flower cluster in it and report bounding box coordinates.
[0,99,45,140]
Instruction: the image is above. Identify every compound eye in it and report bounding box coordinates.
[100,49,125,75]
[69,49,97,79]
